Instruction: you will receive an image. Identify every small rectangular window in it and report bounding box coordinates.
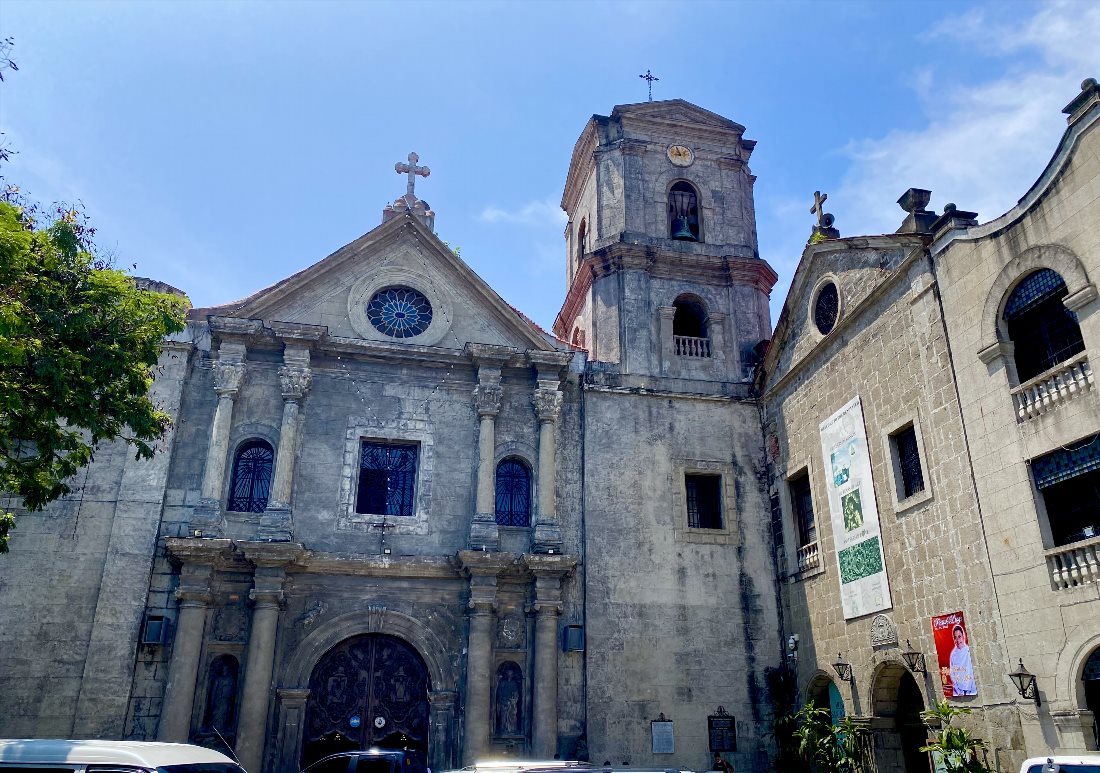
[685,474,723,529]
[891,425,925,499]
[356,441,418,516]
[789,472,815,546]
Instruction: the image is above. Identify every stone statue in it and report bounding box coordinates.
[495,665,521,736]
[205,658,238,732]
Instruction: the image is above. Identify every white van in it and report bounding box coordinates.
[1019,756,1100,773]
[0,739,246,773]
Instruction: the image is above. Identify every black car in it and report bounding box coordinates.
[302,749,424,773]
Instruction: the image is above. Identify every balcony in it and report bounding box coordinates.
[675,335,712,358]
[1011,351,1093,421]
[1045,534,1100,589]
[797,542,820,573]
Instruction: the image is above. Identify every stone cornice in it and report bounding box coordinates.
[239,540,306,568]
[561,120,599,212]
[296,552,462,579]
[209,316,266,343]
[165,537,235,567]
[270,321,328,345]
[457,550,522,577]
[464,342,516,368]
[523,553,579,578]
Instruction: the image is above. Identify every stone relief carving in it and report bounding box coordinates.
[870,614,898,647]
[366,604,387,633]
[279,365,313,400]
[532,388,563,423]
[496,613,526,649]
[297,600,328,628]
[212,601,248,642]
[212,361,245,396]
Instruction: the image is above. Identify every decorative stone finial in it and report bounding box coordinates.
[896,188,937,234]
[1063,77,1099,125]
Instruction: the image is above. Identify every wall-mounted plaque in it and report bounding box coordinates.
[708,707,737,752]
[651,714,674,754]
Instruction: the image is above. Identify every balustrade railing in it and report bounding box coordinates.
[675,335,712,358]
[797,542,820,573]
[1011,352,1093,421]
[1046,535,1100,589]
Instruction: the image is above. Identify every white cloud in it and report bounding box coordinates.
[834,0,1100,237]
[480,196,567,227]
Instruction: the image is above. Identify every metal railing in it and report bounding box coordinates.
[1011,351,1093,421]
[675,335,712,358]
[1045,534,1100,589]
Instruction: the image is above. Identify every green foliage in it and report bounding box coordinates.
[809,229,829,245]
[787,703,871,773]
[0,200,188,552]
[919,701,992,772]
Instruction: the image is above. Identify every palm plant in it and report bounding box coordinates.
[919,701,992,773]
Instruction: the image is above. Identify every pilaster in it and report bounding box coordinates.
[532,381,563,554]
[261,346,313,541]
[193,344,247,538]
[524,554,578,758]
[466,345,512,551]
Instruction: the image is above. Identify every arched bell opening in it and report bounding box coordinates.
[302,634,431,771]
[671,294,712,358]
[668,181,701,242]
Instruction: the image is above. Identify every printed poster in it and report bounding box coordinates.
[932,611,978,697]
[819,396,892,619]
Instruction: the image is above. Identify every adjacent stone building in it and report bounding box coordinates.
[1,81,1098,773]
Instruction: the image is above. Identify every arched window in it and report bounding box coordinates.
[668,181,700,241]
[672,296,711,357]
[577,218,587,261]
[1003,269,1085,382]
[495,458,531,527]
[227,440,274,512]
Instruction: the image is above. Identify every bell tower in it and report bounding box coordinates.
[553,99,777,383]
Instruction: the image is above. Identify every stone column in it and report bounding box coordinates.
[193,347,247,537]
[658,306,678,377]
[274,689,310,773]
[458,551,513,764]
[428,690,459,772]
[235,542,302,773]
[532,383,563,553]
[707,311,733,378]
[261,356,312,542]
[525,555,577,759]
[159,539,231,742]
[469,361,504,551]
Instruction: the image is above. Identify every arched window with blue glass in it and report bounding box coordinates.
[495,458,532,527]
[227,439,274,512]
[1003,268,1085,382]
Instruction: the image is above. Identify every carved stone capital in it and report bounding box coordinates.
[213,360,245,397]
[533,388,563,423]
[279,365,313,400]
[277,687,311,707]
[467,598,496,616]
[474,383,503,418]
[176,587,214,607]
[249,586,285,609]
[531,600,563,616]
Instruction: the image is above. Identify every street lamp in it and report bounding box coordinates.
[901,639,926,674]
[832,652,853,682]
[1008,659,1040,706]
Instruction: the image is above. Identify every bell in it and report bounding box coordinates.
[671,216,696,241]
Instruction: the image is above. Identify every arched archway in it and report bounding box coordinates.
[302,634,430,769]
[1084,647,1100,749]
[871,662,927,773]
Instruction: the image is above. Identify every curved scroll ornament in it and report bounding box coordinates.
[280,365,313,400]
[213,361,245,397]
[532,388,563,423]
[474,383,503,418]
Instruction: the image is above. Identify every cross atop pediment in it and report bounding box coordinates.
[396,151,430,201]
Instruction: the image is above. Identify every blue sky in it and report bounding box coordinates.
[2,0,1098,332]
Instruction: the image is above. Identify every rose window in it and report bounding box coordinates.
[366,287,433,338]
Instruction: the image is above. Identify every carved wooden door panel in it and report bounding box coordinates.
[304,634,430,764]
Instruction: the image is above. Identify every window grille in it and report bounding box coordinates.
[495,459,531,527]
[814,283,839,335]
[1004,269,1084,382]
[894,426,925,499]
[686,474,722,529]
[356,441,418,516]
[790,473,816,545]
[227,440,274,512]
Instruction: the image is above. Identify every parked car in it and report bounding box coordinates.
[302,749,422,773]
[0,739,245,773]
[1020,756,1100,773]
[443,761,589,773]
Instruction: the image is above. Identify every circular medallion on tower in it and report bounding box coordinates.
[366,286,434,338]
[813,281,840,335]
[667,144,694,167]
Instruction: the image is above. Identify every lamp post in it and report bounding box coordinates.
[901,639,927,674]
[1008,659,1040,706]
[832,653,853,682]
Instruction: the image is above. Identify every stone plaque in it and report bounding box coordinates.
[870,614,898,647]
[708,707,736,752]
[651,716,674,754]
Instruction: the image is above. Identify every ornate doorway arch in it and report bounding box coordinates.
[302,634,430,768]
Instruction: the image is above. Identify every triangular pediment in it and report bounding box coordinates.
[191,214,561,353]
[610,99,746,133]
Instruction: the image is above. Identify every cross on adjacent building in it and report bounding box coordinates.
[395,151,430,200]
[811,190,829,227]
[639,69,659,102]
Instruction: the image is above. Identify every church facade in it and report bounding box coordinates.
[0,80,1098,773]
